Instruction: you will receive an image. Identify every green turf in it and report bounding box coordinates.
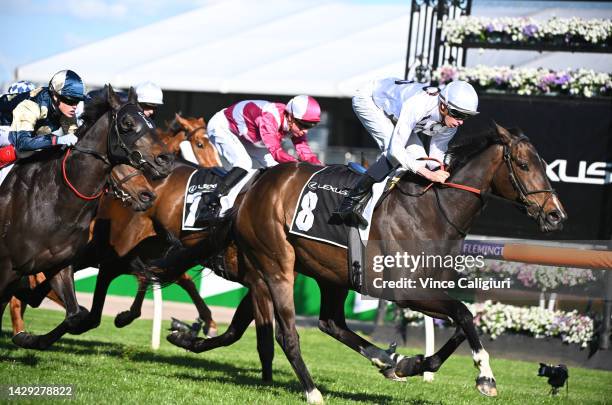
[1,309,611,404]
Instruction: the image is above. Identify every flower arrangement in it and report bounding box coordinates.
[465,260,597,291]
[433,64,612,97]
[442,16,612,48]
[401,301,594,348]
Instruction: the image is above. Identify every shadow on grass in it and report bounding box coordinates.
[0,333,402,403]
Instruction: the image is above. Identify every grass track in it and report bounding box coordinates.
[1,309,611,404]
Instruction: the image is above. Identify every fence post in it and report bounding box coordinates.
[600,271,612,350]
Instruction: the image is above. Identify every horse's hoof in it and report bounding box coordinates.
[167,331,195,350]
[306,388,324,404]
[12,332,46,350]
[395,354,425,378]
[65,308,92,334]
[114,311,138,328]
[476,376,498,397]
[206,325,218,338]
[379,367,407,382]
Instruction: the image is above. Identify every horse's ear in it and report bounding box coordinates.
[127,86,138,104]
[492,120,513,144]
[175,114,190,129]
[107,84,121,111]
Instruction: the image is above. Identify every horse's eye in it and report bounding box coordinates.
[196,142,203,148]
[518,161,529,170]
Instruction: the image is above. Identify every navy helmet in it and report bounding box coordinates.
[49,69,88,103]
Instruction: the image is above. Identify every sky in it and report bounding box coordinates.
[2,0,610,87]
[1,0,219,84]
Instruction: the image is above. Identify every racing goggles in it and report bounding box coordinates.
[294,118,318,130]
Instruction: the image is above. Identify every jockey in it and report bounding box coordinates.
[333,78,479,227]
[134,81,163,118]
[200,95,323,219]
[4,80,36,95]
[0,70,88,167]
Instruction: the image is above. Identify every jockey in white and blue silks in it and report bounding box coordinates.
[0,70,88,168]
[333,78,480,228]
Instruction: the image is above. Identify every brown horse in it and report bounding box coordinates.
[111,114,222,334]
[7,164,156,337]
[5,115,223,343]
[168,124,567,403]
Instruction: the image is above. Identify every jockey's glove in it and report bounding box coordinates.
[57,134,78,146]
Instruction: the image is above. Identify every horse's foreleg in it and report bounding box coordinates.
[71,264,117,334]
[317,283,405,381]
[114,276,146,328]
[176,273,217,337]
[396,291,497,397]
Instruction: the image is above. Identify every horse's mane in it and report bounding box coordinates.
[76,92,111,137]
[445,127,505,172]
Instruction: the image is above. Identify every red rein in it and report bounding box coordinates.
[62,148,104,200]
[418,157,481,196]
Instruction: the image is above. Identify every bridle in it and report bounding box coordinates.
[108,103,160,172]
[395,135,558,236]
[183,126,206,141]
[108,169,144,204]
[62,102,160,200]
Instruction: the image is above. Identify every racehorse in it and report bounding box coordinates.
[168,123,567,403]
[4,115,222,345]
[0,85,173,348]
[108,115,223,335]
[6,164,156,336]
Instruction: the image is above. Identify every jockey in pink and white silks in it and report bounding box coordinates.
[200,95,322,220]
[333,78,480,228]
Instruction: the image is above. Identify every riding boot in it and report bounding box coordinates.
[0,145,16,168]
[197,167,249,221]
[332,174,377,228]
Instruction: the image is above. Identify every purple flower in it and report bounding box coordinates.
[486,23,495,33]
[554,74,571,85]
[522,24,538,37]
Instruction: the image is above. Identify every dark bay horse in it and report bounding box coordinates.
[182,124,566,403]
[4,115,222,345]
[0,85,173,348]
[7,164,156,336]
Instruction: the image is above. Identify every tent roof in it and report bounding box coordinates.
[16,0,611,98]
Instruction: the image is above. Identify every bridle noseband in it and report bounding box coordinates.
[502,135,557,222]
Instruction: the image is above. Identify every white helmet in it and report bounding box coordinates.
[439,80,479,118]
[135,81,163,105]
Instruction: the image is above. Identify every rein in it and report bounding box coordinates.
[62,148,107,200]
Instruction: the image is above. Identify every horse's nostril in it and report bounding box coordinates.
[155,154,172,166]
[139,191,156,203]
[547,210,561,223]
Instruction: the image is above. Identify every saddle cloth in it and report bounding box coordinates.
[181,168,255,231]
[289,165,387,249]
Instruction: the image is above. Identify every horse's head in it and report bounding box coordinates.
[491,122,567,232]
[106,85,174,178]
[160,114,221,167]
[109,164,156,211]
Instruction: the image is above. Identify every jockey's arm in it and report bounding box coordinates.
[292,135,321,165]
[386,94,429,173]
[256,114,297,163]
[8,100,57,152]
